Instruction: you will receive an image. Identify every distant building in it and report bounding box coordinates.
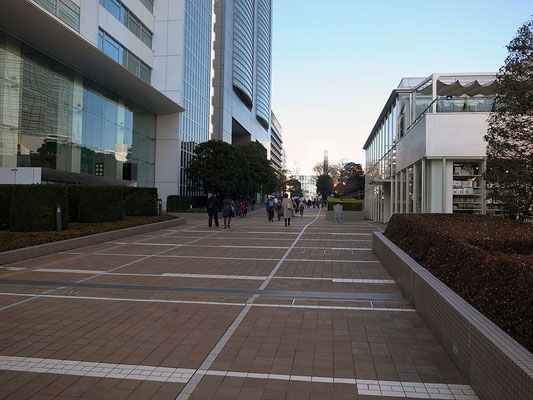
[270,111,284,172]
[293,175,317,200]
[211,0,272,152]
[363,72,498,222]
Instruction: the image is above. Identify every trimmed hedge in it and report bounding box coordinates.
[0,184,16,230]
[66,184,82,222]
[10,185,69,232]
[167,195,192,212]
[78,185,123,222]
[327,198,363,211]
[124,187,158,216]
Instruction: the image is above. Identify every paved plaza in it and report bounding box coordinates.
[0,208,478,399]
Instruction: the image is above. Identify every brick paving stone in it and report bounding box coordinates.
[0,211,477,399]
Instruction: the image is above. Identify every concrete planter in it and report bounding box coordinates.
[325,210,364,221]
[0,217,186,266]
[372,232,533,400]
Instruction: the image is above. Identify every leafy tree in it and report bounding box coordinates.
[312,161,341,179]
[234,141,268,195]
[316,174,334,199]
[336,162,365,197]
[185,140,247,196]
[484,18,533,218]
[286,177,303,198]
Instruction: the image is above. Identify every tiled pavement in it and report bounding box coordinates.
[0,208,478,399]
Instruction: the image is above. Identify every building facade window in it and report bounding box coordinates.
[139,0,153,14]
[0,32,156,186]
[99,0,153,48]
[97,29,151,83]
[34,0,80,31]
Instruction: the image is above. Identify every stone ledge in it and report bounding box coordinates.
[372,232,533,400]
[0,217,186,266]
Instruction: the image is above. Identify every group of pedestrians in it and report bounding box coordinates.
[208,193,320,229]
[207,193,253,229]
[266,194,313,226]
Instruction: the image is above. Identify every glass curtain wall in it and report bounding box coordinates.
[0,32,156,186]
[179,0,212,195]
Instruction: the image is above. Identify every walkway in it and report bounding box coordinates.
[0,208,478,399]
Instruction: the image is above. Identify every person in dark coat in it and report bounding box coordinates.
[221,195,235,229]
[207,193,220,228]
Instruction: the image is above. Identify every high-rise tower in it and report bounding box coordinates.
[211,0,273,152]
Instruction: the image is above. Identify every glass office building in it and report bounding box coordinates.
[0,32,156,186]
[363,73,498,222]
[179,0,213,195]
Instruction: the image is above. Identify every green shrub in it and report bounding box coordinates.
[192,196,208,208]
[327,198,363,211]
[124,187,158,216]
[10,185,69,232]
[78,185,123,222]
[0,184,16,230]
[167,195,193,212]
[66,184,82,222]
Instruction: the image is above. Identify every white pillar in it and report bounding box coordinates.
[155,112,181,211]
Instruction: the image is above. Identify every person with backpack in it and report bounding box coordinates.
[299,200,305,216]
[222,195,235,229]
[266,197,275,222]
[207,193,220,228]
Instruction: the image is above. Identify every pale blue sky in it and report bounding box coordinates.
[271,0,532,174]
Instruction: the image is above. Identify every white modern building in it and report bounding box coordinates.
[363,73,499,222]
[293,175,317,200]
[211,0,272,152]
[0,0,213,206]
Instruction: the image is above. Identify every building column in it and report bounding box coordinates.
[155,112,181,211]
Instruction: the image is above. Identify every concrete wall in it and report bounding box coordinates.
[373,232,533,400]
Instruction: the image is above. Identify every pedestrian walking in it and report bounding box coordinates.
[282,193,292,226]
[238,202,246,218]
[266,197,275,222]
[299,201,305,216]
[222,195,235,229]
[276,200,283,221]
[207,193,220,228]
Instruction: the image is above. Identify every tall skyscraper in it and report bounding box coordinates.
[211,0,273,152]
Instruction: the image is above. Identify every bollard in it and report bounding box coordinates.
[56,204,62,232]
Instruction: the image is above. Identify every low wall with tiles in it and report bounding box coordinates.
[0,217,186,266]
[372,232,533,400]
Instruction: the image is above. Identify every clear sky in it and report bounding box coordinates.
[271,0,532,175]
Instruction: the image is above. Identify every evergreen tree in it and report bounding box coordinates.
[484,18,533,218]
[316,174,334,199]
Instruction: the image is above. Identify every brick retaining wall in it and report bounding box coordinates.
[373,232,533,400]
[1,218,186,266]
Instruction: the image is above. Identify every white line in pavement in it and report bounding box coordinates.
[0,355,194,383]
[31,269,395,284]
[108,242,373,251]
[60,252,380,264]
[0,356,478,399]
[0,292,414,312]
[109,242,290,249]
[332,233,372,236]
